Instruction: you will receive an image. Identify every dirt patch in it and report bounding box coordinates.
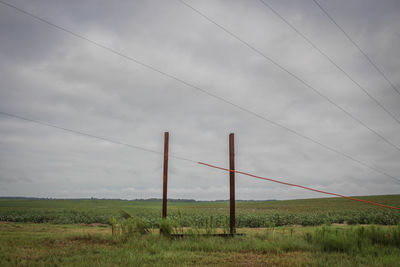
[80,223,109,227]
[66,234,112,245]
[41,234,112,250]
[194,251,313,266]
[331,223,348,226]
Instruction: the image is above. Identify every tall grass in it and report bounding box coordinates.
[2,222,400,266]
[307,225,400,253]
[110,212,150,240]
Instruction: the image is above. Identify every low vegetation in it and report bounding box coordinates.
[1,195,399,227]
[1,195,399,266]
[1,222,399,266]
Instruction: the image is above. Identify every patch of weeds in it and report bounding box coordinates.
[159,218,172,237]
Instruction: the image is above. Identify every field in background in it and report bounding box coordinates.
[1,194,399,227]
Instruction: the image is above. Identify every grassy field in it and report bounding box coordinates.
[1,195,400,266]
[1,223,399,266]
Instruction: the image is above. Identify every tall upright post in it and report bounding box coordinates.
[229,133,236,234]
[162,132,169,219]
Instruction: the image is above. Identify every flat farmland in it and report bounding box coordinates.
[1,195,399,227]
[1,195,399,266]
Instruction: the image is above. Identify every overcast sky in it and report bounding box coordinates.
[1,0,399,200]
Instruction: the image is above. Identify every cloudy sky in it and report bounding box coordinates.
[1,0,399,200]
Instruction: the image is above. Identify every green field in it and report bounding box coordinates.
[1,195,400,266]
[1,195,400,226]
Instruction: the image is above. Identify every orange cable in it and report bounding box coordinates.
[198,162,400,210]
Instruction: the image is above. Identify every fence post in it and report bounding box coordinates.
[229,133,236,234]
[162,132,169,219]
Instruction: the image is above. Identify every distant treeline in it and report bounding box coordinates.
[0,197,276,202]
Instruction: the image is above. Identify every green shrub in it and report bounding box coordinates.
[159,218,172,237]
[110,215,149,240]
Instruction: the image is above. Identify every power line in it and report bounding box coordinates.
[0,1,399,184]
[177,0,400,153]
[258,0,400,125]
[0,111,196,164]
[312,0,400,97]
[199,162,400,210]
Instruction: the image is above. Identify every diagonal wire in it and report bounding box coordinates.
[177,0,400,153]
[0,1,399,184]
[198,162,400,210]
[312,0,400,96]
[259,0,400,124]
[0,111,197,164]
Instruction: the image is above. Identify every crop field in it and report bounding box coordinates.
[1,195,400,266]
[1,194,400,227]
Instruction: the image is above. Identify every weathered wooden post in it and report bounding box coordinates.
[229,133,236,234]
[162,132,169,219]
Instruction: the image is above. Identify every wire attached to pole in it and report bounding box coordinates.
[198,162,400,210]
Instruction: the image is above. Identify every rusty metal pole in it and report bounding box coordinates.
[229,133,236,235]
[162,132,169,219]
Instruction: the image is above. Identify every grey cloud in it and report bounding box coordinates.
[0,0,399,200]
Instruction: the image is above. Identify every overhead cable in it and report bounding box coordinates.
[0,1,399,183]
[177,0,400,153]
[0,111,196,163]
[259,0,400,124]
[312,0,400,97]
